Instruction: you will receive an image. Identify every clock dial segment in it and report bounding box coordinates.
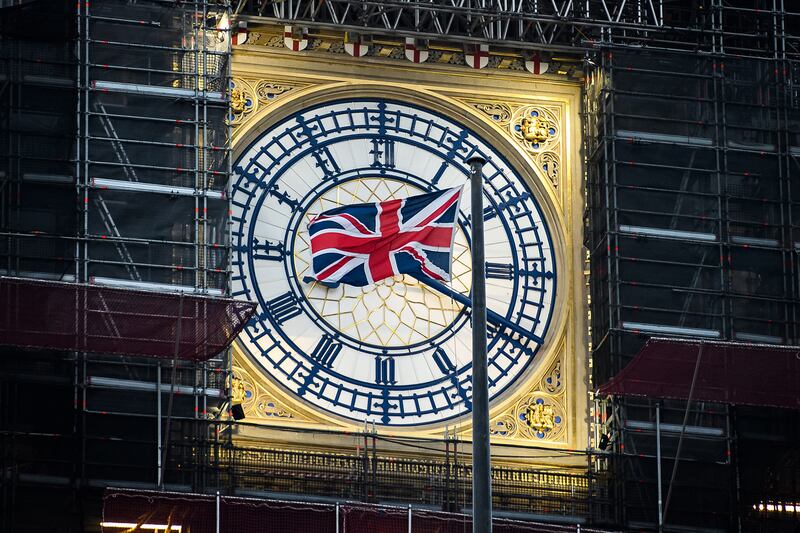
[232,99,556,426]
[292,178,473,348]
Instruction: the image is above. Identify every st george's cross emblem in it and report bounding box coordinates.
[305,187,463,287]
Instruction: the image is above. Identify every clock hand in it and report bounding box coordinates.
[408,272,544,345]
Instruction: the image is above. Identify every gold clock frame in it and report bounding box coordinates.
[229,33,587,463]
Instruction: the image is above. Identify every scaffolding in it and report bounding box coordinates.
[584,2,800,531]
[79,0,231,294]
[3,1,800,531]
[0,1,240,531]
[234,0,670,51]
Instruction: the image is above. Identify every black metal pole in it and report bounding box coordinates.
[663,343,704,523]
[468,156,491,533]
[159,293,184,490]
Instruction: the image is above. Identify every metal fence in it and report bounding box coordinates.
[169,434,615,525]
[102,488,617,533]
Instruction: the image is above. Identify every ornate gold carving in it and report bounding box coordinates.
[230,88,247,114]
[539,151,560,188]
[258,398,293,419]
[510,106,559,151]
[229,78,256,125]
[518,395,566,441]
[461,98,564,191]
[489,414,518,437]
[525,402,555,432]
[519,116,552,144]
[229,78,298,131]
[488,356,566,442]
[255,81,294,103]
[509,105,562,190]
[488,394,566,442]
[542,358,562,394]
[230,375,247,403]
[472,103,513,126]
[232,365,301,421]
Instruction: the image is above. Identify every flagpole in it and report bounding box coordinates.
[468,155,492,533]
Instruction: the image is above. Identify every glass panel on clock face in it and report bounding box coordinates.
[293,178,473,348]
[231,99,557,427]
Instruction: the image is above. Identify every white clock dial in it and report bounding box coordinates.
[232,99,556,426]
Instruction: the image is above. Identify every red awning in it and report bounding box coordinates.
[596,337,800,410]
[0,276,256,361]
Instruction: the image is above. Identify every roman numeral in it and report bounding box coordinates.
[267,183,299,209]
[521,262,555,286]
[375,356,396,385]
[235,165,263,189]
[251,238,285,262]
[486,262,514,280]
[295,115,341,178]
[265,291,302,325]
[484,190,531,220]
[311,335,342,368]
[431,130,469,187]
[487,324,536,358]
[500,189,531,211]
[370,138,396,169]
[432,347,456,375]
[312,146,341,177]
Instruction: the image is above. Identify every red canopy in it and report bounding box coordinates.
[0,276,256,361]
[596,337,800,410]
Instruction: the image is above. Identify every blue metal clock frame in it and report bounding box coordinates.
[231,98,557,426]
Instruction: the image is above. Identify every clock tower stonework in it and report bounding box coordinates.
[228,27,586,465]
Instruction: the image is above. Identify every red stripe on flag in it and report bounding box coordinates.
[316,255,356,282]
[399,245,445,281]
[310,227,453,256]
[312,212,372,235]
[414,189,461,228]
[368,199,402,281]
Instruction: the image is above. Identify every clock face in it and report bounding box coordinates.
[231,98,557,426]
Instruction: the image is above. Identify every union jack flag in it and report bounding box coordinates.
[305,187,463,287]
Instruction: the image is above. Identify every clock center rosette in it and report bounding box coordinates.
[291,177,472,349]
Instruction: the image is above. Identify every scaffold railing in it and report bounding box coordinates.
[235,1,800,62]
[235,0,673,50]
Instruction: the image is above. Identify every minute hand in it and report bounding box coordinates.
[408,272,544,345]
